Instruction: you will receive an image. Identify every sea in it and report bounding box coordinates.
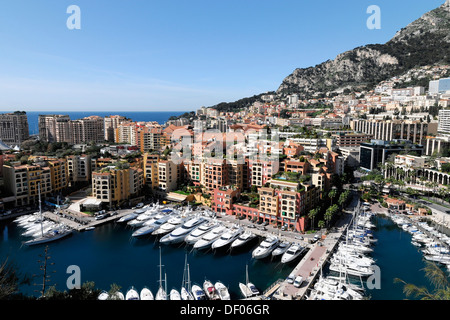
[24,111,188,135]
[0,214,444,300]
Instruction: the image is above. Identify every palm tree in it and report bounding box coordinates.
[308,208,319,231]
[328,189,337,205]
[394,261,450,300]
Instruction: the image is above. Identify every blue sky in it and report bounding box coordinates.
[0,0,445,112]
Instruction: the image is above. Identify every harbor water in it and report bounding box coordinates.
[0,213,445,300]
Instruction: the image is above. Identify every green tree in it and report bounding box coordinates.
[308,208,320,231]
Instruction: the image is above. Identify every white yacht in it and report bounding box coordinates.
[152,214,190,236]
[230,230,257,249]
[127,212,156,228]
[185,221,219,245]
[131,215,172,237]
[271,241,291,258]
[98,290,109,300]
[125,287,140,300]
[193,225,228,250]
[203,280,220,300]
[160,216,208,245]
[281,244,305,264]
[191,284,206,300]
[117,212,138,223]
[214,281,230,300]
[252,236,279,259]
[329,262,376,277]
[211,226,243,250]
[140,287,154,300]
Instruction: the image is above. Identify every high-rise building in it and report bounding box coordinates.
[71,116,105,144]
[0,111,29,147]
[438,109,450,134]
[104,115,127,142]
[429,77,450,94]
[38,114,71,143]
[350,119,437,145]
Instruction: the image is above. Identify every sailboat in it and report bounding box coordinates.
[24,184,72,246]
[155,248,167,300]
[180,254,194,300]
[239,264,254,298]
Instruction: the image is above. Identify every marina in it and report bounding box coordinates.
[1,197,448,300]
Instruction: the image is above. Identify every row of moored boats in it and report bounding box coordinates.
[119,204,308,263]
[391,214,450,270]
[307,209,378,300]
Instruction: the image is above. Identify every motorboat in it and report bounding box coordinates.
[193,225,227,250]
[160,216,208,245]
[214,281,230,300]
[117,212,139,223]
[131,215,172,237]
[185,221,219,245]
[247,283,259,296]
[98,290,109,300]
[230,230,257,249]
[170,289,181,300]
[281,244,305,264]
[191,284,206,300]
[271,241,291,258]
[127,212,157,228]
[251,236,279,259]
[152,214,190,236]
[110,291,124,300]
[211,225,243,250]
[239,282,253,298]
[125,286,140,300]
[140,287,154,300]
[329,262,376,277]
[203,280,220,300]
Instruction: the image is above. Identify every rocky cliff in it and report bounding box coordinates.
[276,1,450,96]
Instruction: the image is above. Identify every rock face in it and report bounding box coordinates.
[277,1,450,95]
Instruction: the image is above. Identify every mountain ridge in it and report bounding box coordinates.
[210,1,450,112]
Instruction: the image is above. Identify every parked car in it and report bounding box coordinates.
[294,276,303,288]
[286,273,295,284]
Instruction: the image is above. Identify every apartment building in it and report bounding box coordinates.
[143,153,160,190]
[47,159,69,193]
[92,166,143,206]
[157,160,178,192]
[204,158,229,193]
[3,163,52,206]
[247,159,275,188]
[350,119,437,145]
[0,111,29,147]
[38,114,72,143]
[67,155,92,184]
[438,109,450,134]
[332,132,372,147]
[136,126,162,152]
[212,186,240,215]
[71,116,105,144]
[104,115,127,142]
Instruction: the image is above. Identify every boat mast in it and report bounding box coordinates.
[38,183,43,237]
